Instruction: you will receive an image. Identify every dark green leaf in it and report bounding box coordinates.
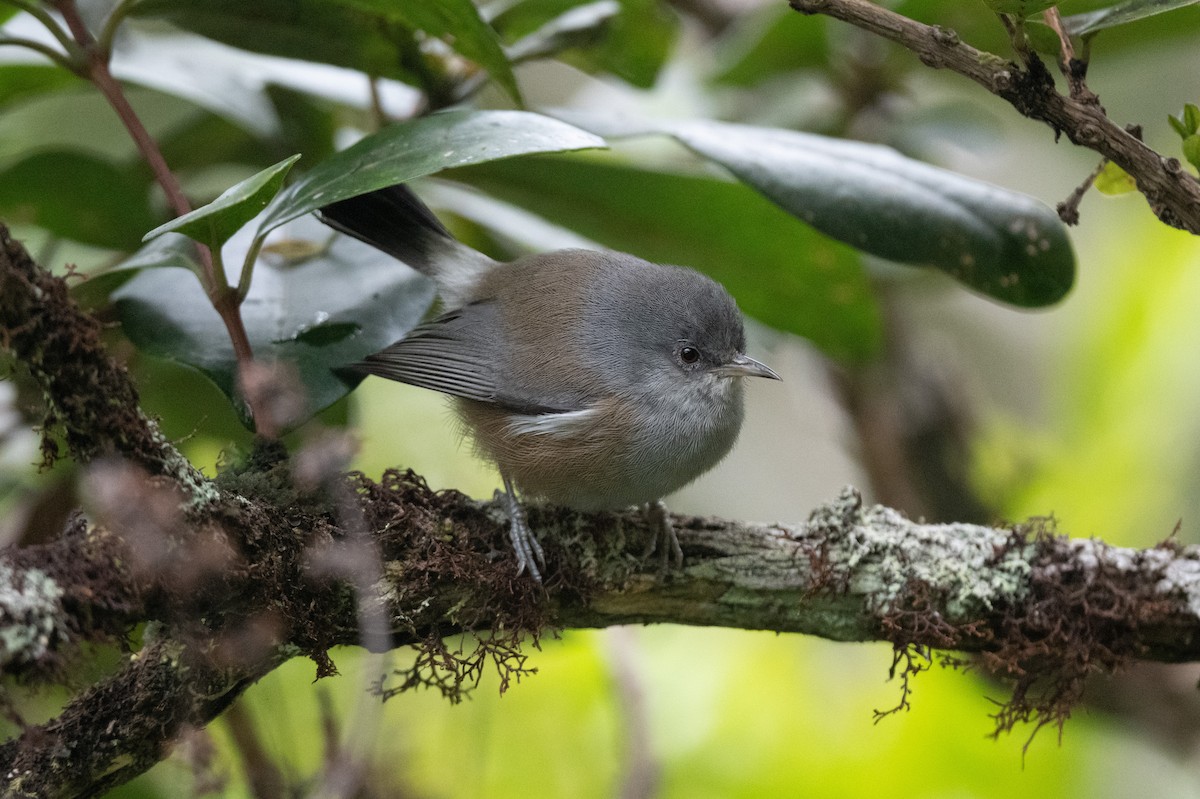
[113,215,436,427]
[1183,134,1200,171]
[0,150,159,249]
[144,155,301,250]
[130,0,424,83]
[0,65,80,109]
[258,109,605,233]
[1064,0,1200,37]
[562,115,1074,307]
[505,1,620,63]
[331,0,520,102]
[131,0,518,100]
[492,0,676,87]
[156,112,281,173]
[1023,20,1064,55]
[450,156,881,362]
[72,234,200,308]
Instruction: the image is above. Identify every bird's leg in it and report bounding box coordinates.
[641,499,683,574]
[500,474,545,582]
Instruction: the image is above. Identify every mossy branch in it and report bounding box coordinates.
[2,465,1200,795]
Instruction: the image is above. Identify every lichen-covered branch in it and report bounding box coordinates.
[4,466,1200,796]
[788,0,1200,233]
[0,634,283,799]
[0,224,210,498]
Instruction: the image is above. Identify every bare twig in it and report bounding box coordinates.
[789,0,1200,233]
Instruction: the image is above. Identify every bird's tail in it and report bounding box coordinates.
[318,184,491,308]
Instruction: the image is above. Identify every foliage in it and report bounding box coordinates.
[2,0,1200,796]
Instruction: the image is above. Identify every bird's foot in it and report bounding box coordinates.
[641,499,683,576]
[498,477,545,583]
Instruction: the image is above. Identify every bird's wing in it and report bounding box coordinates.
[349,303,573,415]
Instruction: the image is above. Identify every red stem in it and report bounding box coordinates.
[54,0,258,402]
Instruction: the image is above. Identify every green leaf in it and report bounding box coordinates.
[71,234,200,309]
[130,0,422,83]
[144,155,301,250]
[0,65,80,109]
[450,156,882,363]
[981,0,1059,19]
[1185,103,1200,133]
[561,115,1075,307]
[1183,134,1200,171]
[1094,161,1138,195]
[1023,20,1065,55]
[1169,113,1190,138]
[131,0,519,100]
[492,0,676,88]
[711,5,829,86]
[113,215,437,427]
[331,0,520,102]
[1063,0,1200,37]
[505,1,621,63]
[0,149,160,249]
[258,109,605,234]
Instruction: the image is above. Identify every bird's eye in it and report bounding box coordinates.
[679,346,701,364]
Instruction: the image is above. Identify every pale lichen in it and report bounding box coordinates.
[807,487,1034,620]
[0,564,65,667]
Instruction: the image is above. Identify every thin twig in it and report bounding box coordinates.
[0,0,79,54]
[1056,156,1106,225]
[52,0,258,398]
[0,35,74,70]
[788,0,1200,233]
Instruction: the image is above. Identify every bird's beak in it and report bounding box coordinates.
[710,353,781,380]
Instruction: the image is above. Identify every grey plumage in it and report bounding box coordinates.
[319,184,779,580]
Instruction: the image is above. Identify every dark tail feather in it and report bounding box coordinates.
[318,184,451,273]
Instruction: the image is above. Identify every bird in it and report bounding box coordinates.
[319,183,779,582]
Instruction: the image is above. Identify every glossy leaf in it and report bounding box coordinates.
[505,1,621,63]
[0,149,159,249]
[71,234,200,309]
[144,155,300,250]
[258,110,605,234]
[562,115,1075,307]
[451,156,882,362]
[981,0,1059,18]
[130,0,421,83]
[1064,0,1200,36]
[114,215,436,427]
[332,0,519,102]
[130,0,518,100]
[491,0,676,87]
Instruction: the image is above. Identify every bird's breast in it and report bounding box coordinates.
[457,376,745,510]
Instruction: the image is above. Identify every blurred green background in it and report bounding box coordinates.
[3,0,1200,796]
